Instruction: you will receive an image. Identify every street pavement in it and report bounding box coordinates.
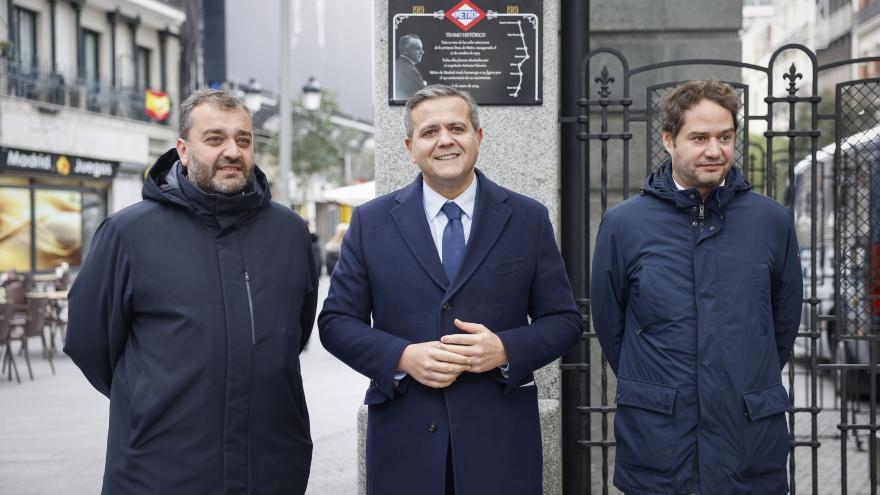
[0,274,368,495]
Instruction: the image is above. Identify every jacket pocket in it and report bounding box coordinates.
[752,264,772,336]
[488,257,527,276]
[614,376,677,473]
[739,383,790,479]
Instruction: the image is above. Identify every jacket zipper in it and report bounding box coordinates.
[698,203,705,220]
[244,271,256,345]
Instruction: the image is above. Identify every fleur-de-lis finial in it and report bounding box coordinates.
[783,63,802,95]
[595,66,615,98]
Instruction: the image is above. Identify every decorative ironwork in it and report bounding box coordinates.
[594,66,614,98]
[784,63,803,95]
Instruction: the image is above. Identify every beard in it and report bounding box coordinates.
[185,149,253,195]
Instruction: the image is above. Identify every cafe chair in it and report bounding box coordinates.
[0,302,21,383]
[11,298,55,379]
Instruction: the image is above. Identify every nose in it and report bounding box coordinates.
[436,128,455,146]
[221,139,242,161]
[704,138,721,157]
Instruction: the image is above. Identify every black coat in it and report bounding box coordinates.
[65,149,318,494]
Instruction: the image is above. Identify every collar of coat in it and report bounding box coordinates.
[641,159,751,214]
[143,147,272,230]
[390,168,513,295]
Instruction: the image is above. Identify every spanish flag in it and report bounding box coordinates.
[145,89,171,122]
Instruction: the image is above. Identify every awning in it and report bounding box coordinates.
[320,181,375,206]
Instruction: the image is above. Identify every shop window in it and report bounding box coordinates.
[81,189,106,257]
[35,190,82,270]
[0,187,32,271]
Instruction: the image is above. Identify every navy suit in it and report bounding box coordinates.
[319,170,581,495]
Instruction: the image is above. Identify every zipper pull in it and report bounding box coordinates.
[245,271,250,282]
[698,204,705,220]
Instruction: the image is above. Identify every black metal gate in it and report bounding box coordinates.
[561,45,880,494]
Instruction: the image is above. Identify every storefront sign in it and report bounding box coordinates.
[389,0,542,105]
[0,147,118,180]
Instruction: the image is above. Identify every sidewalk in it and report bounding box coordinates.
[0,274,368,495]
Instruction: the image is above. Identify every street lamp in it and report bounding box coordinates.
[302,77,322,111]
[277,73,322,207]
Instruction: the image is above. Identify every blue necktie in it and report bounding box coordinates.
[441,202,465,282]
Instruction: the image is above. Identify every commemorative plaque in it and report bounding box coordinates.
[389,0,543,105]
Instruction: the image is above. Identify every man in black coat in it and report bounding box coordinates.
[394,34,427,100]
[65,89,318,494]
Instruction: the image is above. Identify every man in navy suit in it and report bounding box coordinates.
[318,85,581,495]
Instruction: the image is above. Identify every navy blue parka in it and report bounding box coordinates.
[591,162,803,495]
[65,149,318,494]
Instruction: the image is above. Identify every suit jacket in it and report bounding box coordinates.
[394,56,426,100]
[318,170,581,495]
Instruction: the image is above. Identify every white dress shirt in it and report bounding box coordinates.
[422,173,478,261]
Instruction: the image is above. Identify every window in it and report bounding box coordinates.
[15,7,37,73]
[137,46,152,89]
[83,30,100,86]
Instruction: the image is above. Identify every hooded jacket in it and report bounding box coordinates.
[591,161,803,495]
[65,148,318,495]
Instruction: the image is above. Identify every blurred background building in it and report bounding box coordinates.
[0,0,183,273]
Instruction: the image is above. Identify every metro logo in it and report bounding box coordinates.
[445,0,486,31]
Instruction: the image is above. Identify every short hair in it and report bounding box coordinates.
[404,84,481,139]
[399,34,421,53]
[658,79,740,139]
[178,88,253,140]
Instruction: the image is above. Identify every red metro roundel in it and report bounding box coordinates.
[445,0,487,31]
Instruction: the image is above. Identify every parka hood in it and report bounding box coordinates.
[641,159,751,212]
[143,148,272,230]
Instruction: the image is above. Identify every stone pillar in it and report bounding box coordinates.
[364,1,564,494]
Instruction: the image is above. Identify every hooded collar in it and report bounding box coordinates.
[143,148,272,231]
[640,159,751,213]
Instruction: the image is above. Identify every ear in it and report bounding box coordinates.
[404,136,416,163]
[661,130,675,154]
[476,127,483,145]
[176,138,189,166]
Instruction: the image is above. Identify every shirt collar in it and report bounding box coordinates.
[423,173,478,220]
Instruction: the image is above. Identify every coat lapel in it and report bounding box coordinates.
[446,170,511,298]
[391,176,448,290]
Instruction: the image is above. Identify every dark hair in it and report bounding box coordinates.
[178,88,253,140]
[404,84,480,138]
[658,79,740,138]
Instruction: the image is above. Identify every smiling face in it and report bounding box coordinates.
[404,95,483,199]
[662,98,736,199]
[176,103,255,194]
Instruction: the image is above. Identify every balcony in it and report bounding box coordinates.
[0,58,169,125]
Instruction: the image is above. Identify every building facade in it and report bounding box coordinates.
[0,0,184,272]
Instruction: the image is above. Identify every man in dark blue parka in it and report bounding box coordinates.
[65,89,318,494]
[591,80,803,495]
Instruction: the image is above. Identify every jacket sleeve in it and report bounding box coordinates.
[299,224,319,353]
[495,209,582,395]
[63,218,133,398]
[772,219,804,368]
[589,212,628,376]
[318,207,411,401]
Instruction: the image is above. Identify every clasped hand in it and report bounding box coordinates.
[397,319,508,389]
